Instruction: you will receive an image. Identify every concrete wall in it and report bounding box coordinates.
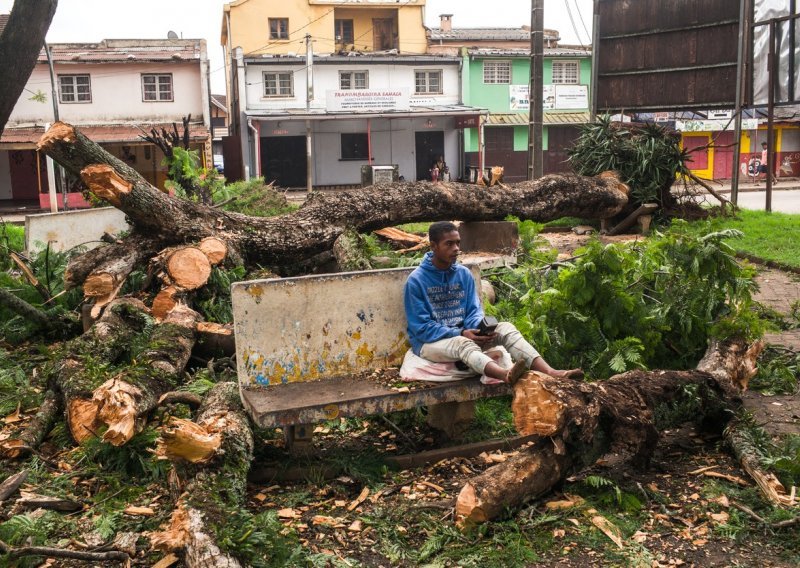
[232,265,479,388]
[244,61,460,111]
[9,62,205,126]
[257,115,460,183]
[25,207,129,253]
[0,152,11,200]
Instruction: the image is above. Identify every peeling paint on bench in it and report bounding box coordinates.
[232,266,480,389]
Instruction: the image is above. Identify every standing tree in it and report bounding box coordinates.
[0,0,58,138]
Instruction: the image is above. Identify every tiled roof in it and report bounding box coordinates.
[487,112,590,126]
[37,39,204,64]
[0,14,9,35]
[211,94,227,109]
[429,27,561,42]
[468,47,591,57]
[1,123,209,145]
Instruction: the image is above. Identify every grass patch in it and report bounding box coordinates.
[689,209,800,268]
[395,222,430,235]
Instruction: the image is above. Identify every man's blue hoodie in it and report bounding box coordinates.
[404,251,484,355]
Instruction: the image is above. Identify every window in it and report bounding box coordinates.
[341,133,369,160]
[269,18,289,40]
[414,70,442,95]
[58,74,91,103]
[334,19,354,44]
[552,61,579,84]
[483,60,511,84]
[263,71,293,97]
[142,74,173,101]
[339,71,368,90]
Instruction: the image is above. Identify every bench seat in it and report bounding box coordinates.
[240,375,510,429]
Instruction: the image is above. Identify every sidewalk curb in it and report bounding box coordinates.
[736,252,800,276]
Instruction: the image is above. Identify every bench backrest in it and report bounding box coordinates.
[232,265,480,388]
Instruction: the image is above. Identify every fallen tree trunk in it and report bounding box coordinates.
[455,339,764,528]
[151,382,253,568]
[38,122,629,284]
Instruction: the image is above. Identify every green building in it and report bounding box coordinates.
[461,48,592,182]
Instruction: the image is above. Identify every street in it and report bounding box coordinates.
[732,189,800,214]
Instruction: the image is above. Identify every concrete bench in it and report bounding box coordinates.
[232,265,511,450]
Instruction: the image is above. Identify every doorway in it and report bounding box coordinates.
[415,131,444,181]
[373,18,395,50]
[261,136,307,188]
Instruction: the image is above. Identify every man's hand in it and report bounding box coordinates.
[461,329,495,347]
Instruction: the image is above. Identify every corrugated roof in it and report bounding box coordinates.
[430,28,531,41]
[246,53,461,64]
[469,47,591,57]
[0,14,9,35]
[1,123,209,145]
[37,39,204,64]
[487,112,590,126]
[211,94,227,108]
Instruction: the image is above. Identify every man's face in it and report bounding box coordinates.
[431,230,461,266]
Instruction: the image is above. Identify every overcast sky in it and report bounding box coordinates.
[0,0,593,93]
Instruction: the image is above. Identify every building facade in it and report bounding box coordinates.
[0,39,211,209]
[461,48,592,182]
[222,0,485,186]
[427,14,560,56]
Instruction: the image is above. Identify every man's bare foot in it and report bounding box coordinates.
[551,368,584,380]
[506,360,529,384]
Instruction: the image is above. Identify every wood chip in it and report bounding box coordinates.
[277,508,298,519]
[689,465,718,475]
[312,515,338,526]
[152,553,180,568]
[348,520,362,532]
[702,471,749,486]
[590,515,624,548]
[254,493,267,502]
[420,481,444,493]
[347,487,370,511]
[3,403,22,424]
[123,506,155,516]
[710,512,730,524]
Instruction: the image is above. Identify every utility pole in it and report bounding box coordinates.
[527,0,544,180]
[305,34,314,193]
[44,41,65,211]
[590,0,600,121]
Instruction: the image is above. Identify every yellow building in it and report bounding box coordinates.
[222,0,427,58]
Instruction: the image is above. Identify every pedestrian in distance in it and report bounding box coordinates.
[758,141,778,185]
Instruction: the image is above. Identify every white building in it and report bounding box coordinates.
[0,38,211,209]
[233,51,485,187]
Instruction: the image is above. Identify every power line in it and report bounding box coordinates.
[563,0,590,52]
[572,0,592,46]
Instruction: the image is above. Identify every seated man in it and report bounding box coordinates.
[404,221,583,384]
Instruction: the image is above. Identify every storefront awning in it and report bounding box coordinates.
[245,105,487,122]
[1,123,210,148]
[486,112,591,126]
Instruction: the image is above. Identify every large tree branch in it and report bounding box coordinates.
[0,0,58,137]
[38,122,630,273]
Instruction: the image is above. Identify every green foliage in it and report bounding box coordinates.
[214,509,306,567]
[731,415,800,491]
[214,177,297,217]
[164,147,224,205]
[491,220,760,378]
[73,427,169,481]
[568,116,691,205]
[0,223,25,266]
[582,475,643,513]
[749,346,799,395]
[93,511,123,540]
[0,511,76,568]
[195,265,247,323]
[0,352,42,415]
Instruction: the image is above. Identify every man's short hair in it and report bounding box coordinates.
[429,221,458,243]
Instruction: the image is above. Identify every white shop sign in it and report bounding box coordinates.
[676,119,759,132]
[555,84,589,110]
[326,89,410,112]
[508,84,587,110]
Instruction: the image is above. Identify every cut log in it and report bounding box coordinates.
[195,322,235,358]
[0,390,62,459]
[373,227,425,248]
[166,247,213,290]
[39,122,629,280]
[454,338,763,527]
[197,237,228,266]
[151,383,252,568]
[9,252,50,302]
[92,304,201,446]
[0,470,28,501]
[332,229,372,272]
[65,235,164,291]
[152,286,180,320]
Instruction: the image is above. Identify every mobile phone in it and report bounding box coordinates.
[477,316,498,336]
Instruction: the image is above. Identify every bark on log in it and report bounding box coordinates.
[454,339,764,528]
[151,382,253,568]
[39,122,629,279]
[0,390,62,459]
[92,304,201,446]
